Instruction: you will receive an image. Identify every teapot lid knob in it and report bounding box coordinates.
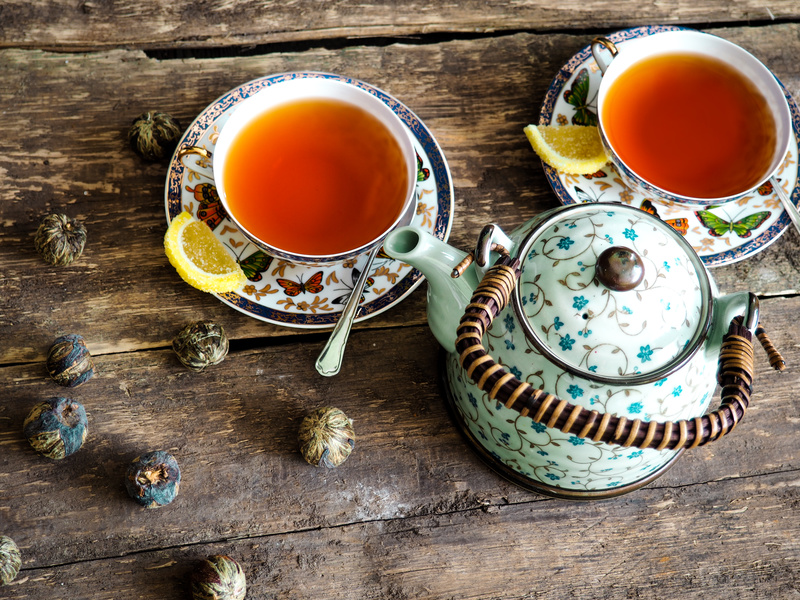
[596,246,644,292]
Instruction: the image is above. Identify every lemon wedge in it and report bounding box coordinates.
[164,211,247,294]
[524,124,609,175]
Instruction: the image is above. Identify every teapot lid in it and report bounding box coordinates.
[512,203,712,384]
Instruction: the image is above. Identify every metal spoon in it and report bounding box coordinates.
[770,175,800,234]
[315,200,417,377]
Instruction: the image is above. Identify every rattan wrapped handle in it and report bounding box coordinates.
[455,255,783,451]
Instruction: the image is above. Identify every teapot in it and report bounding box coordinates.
[383,203,784,499]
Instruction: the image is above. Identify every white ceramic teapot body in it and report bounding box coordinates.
[384,203,764,498]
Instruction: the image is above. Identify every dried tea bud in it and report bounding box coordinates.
[128,111,182,161]
[173,321,229,371]
[0,536,21,586]
[191,555,246,600]
[47,333,95,387]
[23,397,88,460]
[125,451,181,508]
[298,406,355,468]
[34,213,87,266]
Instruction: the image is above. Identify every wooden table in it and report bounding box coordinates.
[2,3,800,598]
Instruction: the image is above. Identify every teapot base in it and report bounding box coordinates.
[438,353,685,500]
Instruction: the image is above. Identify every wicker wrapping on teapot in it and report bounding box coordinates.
[454,256,784,451]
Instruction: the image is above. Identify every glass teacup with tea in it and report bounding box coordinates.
[178,73,418,265]
[591,30,792,207]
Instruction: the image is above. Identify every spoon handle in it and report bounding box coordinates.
[771,175,800,234]
[315,244,381,377]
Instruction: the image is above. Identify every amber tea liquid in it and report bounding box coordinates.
[222,98,409,256]
[602,52,777,198]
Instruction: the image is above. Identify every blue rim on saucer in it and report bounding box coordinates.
[165,72,453,328]
[539,26,800,267]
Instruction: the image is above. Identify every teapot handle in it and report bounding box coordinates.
[455,255,785,451]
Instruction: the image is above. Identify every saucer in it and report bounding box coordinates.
[538,25,800,267]
[165,72,453,328]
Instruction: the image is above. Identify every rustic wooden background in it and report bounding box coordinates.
[1,2,799,599]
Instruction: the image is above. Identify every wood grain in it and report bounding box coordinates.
[1,294,798,564]
[2,469,799,600]
[2,1,800,51]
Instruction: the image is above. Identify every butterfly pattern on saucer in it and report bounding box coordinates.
[639,199,690,236]
[569,169,611,204]
[332,267,375,305]
[276,271,325,297]
[695,210,771,238]
[417,150,430,182]
[563,68,598,127]
[187,182,228,231]
[758,180,775,195]
[237,250,272,282]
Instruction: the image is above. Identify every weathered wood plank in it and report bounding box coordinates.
[1,0,799,51]
[2,25,800,364]
[2,294,798,568]
[2,470,798,599]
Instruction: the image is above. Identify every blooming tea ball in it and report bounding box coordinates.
[125,451,181,508]
[23,397,88,459]
[34,213,87,266]
[47,334,95,387]
[191,555,246,600]
[298,406,355,468]
[128,111,182,161]
[0,536,21,586]
[172,321,229,371]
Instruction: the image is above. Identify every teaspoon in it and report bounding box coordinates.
[315,199,417,377]
[770,175,800,235]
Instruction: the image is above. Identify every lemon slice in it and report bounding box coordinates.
[164,211,247,294]
[524,124,609,175]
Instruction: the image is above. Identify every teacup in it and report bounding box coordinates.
[178,73,417,264]
[591,30,792,206]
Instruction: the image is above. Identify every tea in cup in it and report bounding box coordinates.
[179,73,417,264]
[591,30,792,205]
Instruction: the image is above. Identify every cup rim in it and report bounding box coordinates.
[210,72,417,264]
[595,30,793,207]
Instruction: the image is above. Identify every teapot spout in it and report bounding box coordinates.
[384,227,479,353]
